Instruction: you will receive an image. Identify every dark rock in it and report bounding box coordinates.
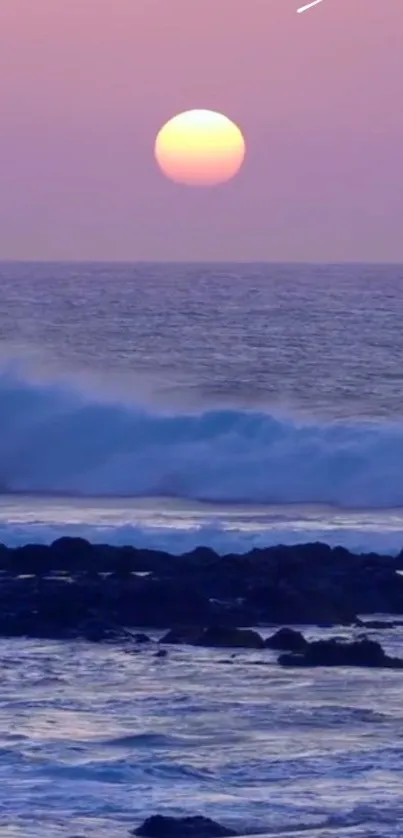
[264,627,308,651]
[15,544,64,576]
[126,580,213,626]
[278,638,403,669]
[133,633,152,644]
[51,537,93,569]
[159,627,202,645]
[160,625,264,649]
[133,815,236,838]
[245,580,358,626]
[80,619,124,644]
[194,625,265,649]
[155,649,168,658]
[1,539,403,640]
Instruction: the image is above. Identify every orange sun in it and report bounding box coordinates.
[154,110,246,187]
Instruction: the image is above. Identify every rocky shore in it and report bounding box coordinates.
[0,537,403,641]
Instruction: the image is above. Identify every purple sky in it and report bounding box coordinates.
[0,0,402,261]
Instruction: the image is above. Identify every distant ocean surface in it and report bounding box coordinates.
[1,260,403,554]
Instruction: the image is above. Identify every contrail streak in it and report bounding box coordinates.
[297,0,325,12]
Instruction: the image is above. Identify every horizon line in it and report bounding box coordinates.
[1,258,403,266]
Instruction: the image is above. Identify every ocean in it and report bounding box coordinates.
[1,261,403,554]
[1,261,403,838]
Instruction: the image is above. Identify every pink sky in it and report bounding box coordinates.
[0,0,402,261]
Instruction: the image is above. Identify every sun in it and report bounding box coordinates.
[154,110,246,187]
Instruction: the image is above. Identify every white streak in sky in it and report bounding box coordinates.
[297,0,325,12]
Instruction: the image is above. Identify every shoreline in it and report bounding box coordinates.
[0,537,403,640]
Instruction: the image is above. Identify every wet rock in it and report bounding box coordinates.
[245,580,358,626]
[160,626,264,649]
[1,539,403,640]
[159,627,202,645]
[128,580,213,626]
[194,626,265,649]
[264,627,307,651]
[51,537,93,571]
[79,619,125,644]
[133,632,152,644]
[278,638,403,669]
[133,815,237,838]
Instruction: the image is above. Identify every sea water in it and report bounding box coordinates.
[1,261,403,553]
[1,628,403,837]
[1,261,403,835]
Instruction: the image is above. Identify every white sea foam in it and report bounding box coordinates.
[0,519,402,555]
[1,367,403,510]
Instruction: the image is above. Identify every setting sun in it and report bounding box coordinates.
[154,110,246,187]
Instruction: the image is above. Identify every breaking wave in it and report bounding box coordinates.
[1,367,403,508]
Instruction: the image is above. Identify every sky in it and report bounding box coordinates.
[0,0,402,262]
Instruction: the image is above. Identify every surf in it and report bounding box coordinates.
[1,366,403,508]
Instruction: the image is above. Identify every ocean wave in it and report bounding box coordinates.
[1,367,403,508]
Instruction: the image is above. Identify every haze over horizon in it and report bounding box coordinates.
[1,0,402,262]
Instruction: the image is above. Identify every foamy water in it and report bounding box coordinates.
[1,364,403,555]
[1,627,403,838]
[1,494,403,556]
[3,368,403,508]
